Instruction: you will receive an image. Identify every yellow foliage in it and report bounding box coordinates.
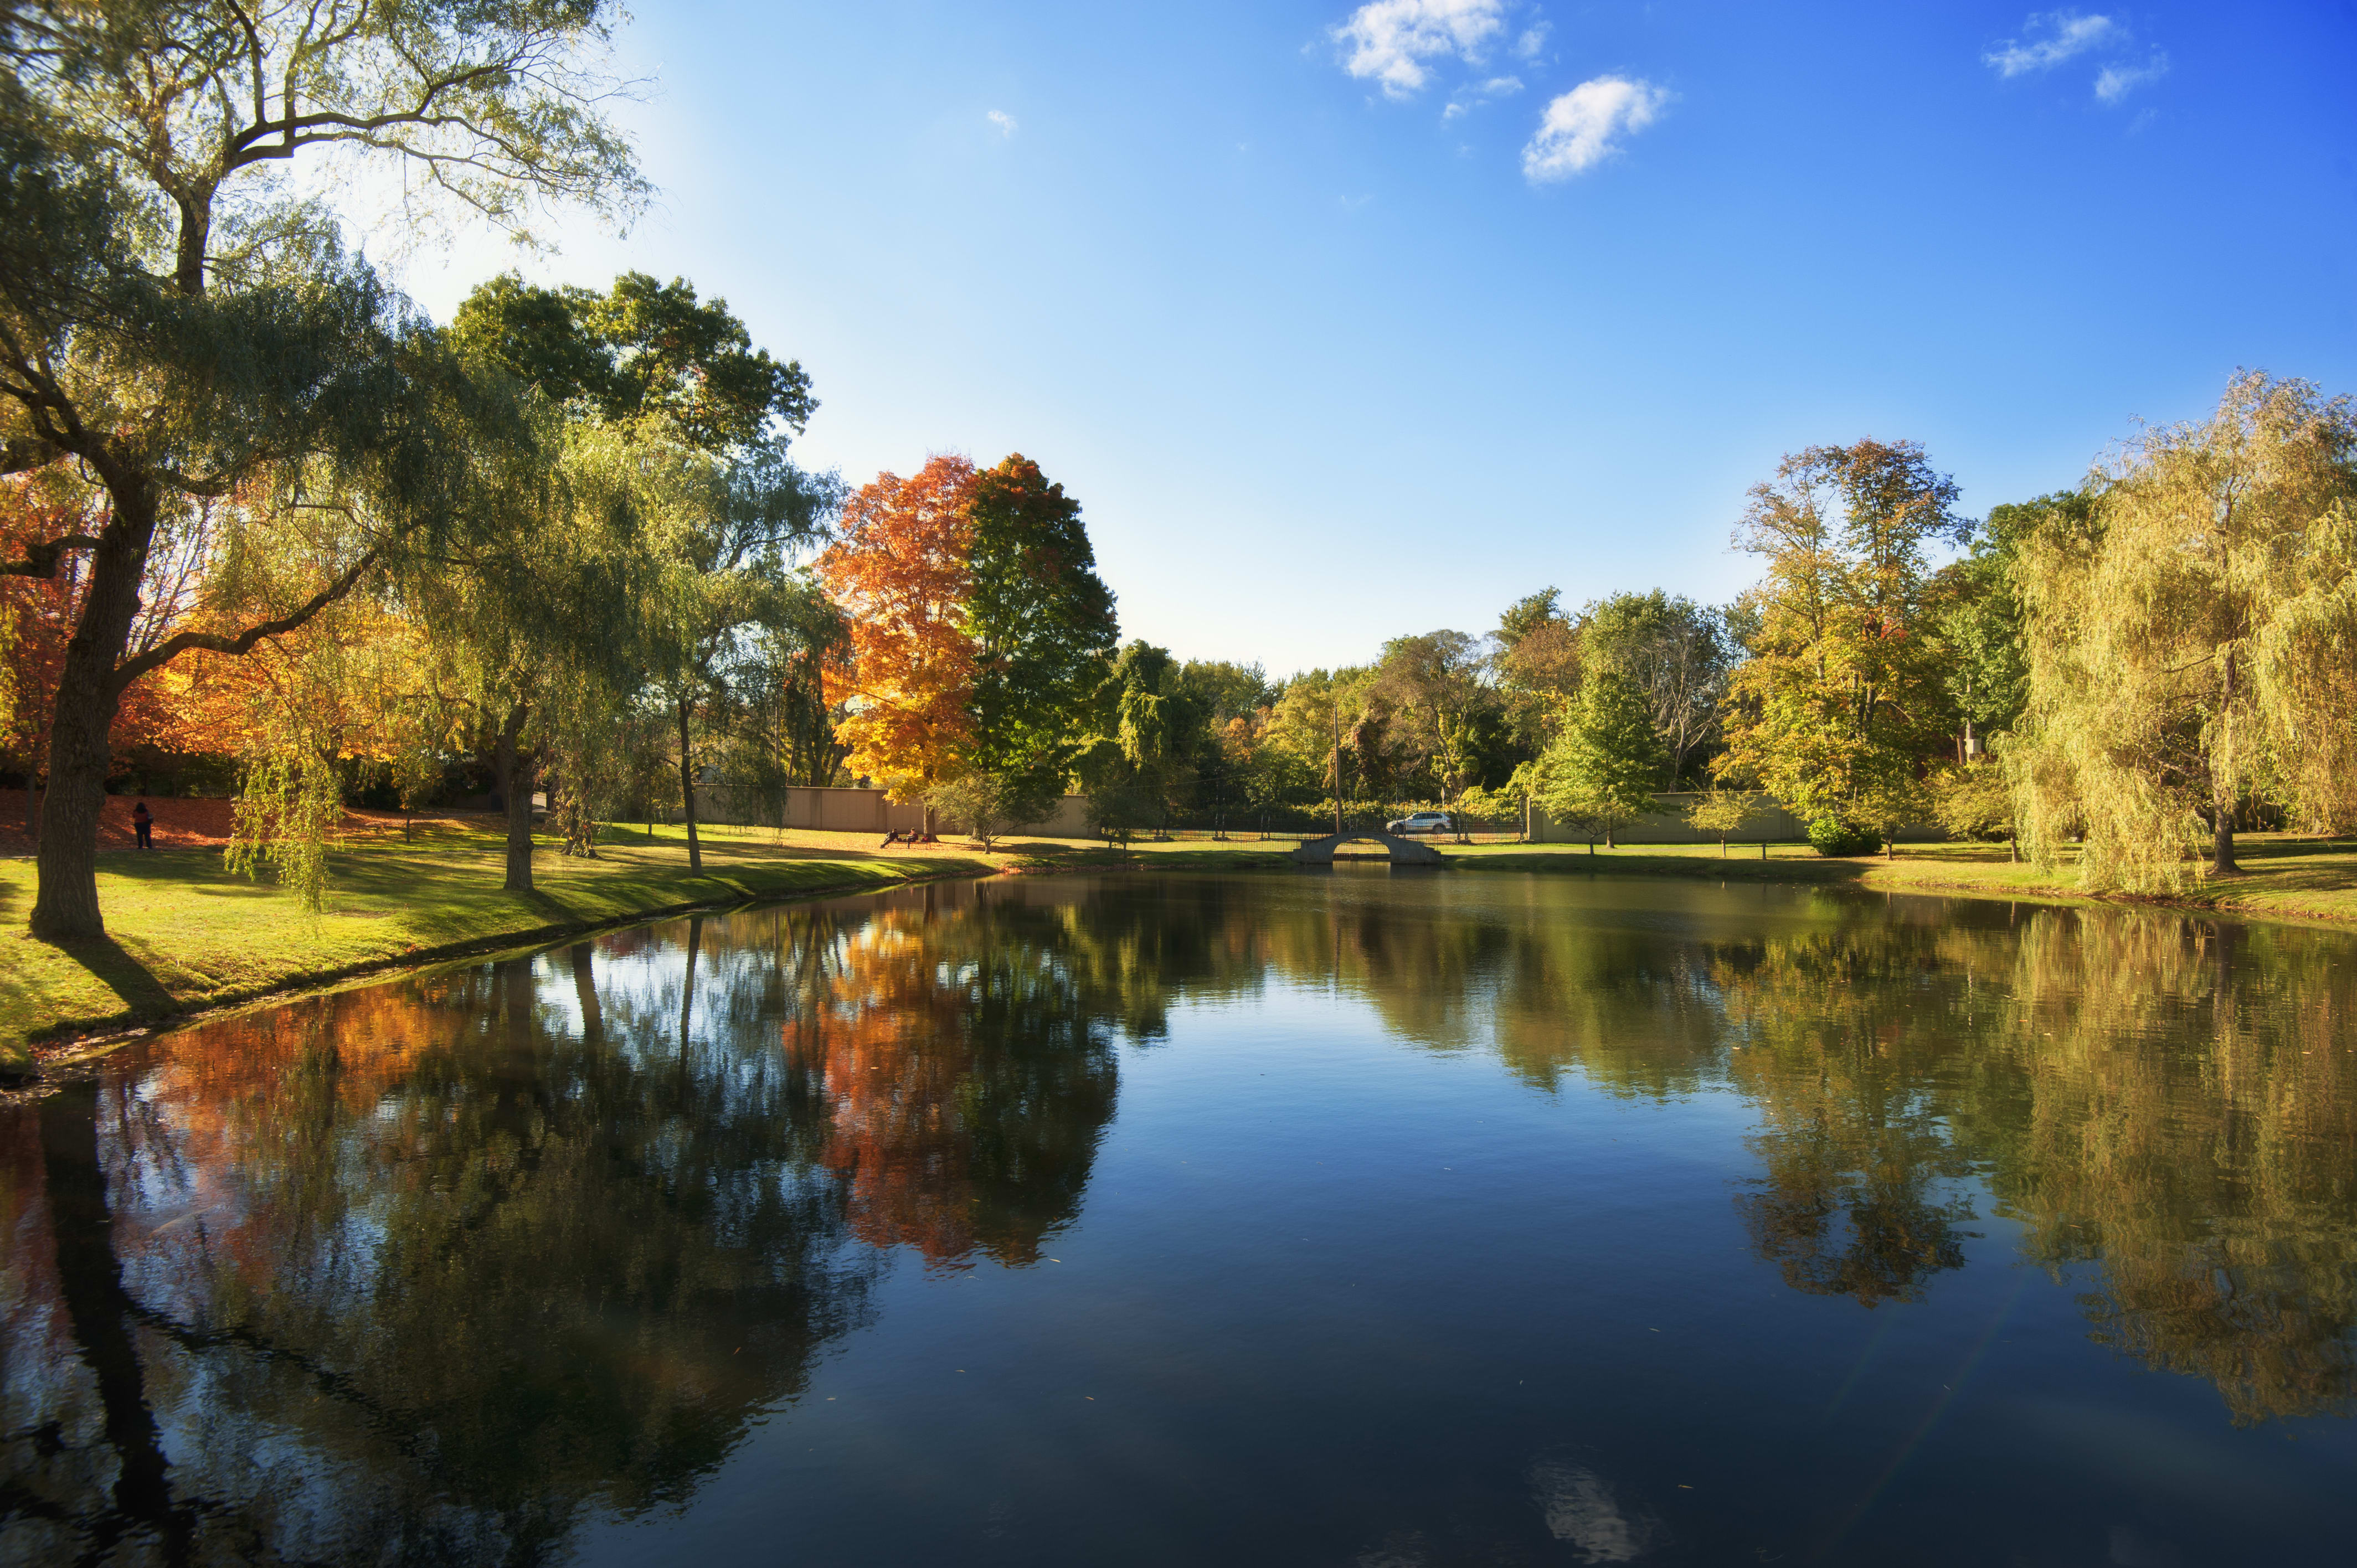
[2014,372,2357,892]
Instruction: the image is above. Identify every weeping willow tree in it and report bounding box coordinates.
[2012,372,2357,891]
[1,0,645,940]
[220,595,431,911]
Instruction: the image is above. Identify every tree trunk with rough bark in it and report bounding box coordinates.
[174,195,211,300]
[2211,655,2241,876]
[30,477,159,940]
[677,693,702,873]
[497,703,534,893]
[2211,797,2239,876]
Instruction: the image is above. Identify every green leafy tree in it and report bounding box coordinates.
[1494,587,1582,759]
[1928,761,2019,858]
[1373,629,1494,813]
[1718,439,1966,840]
[647,447,837,873]
[928,768,1019,850]
[1685,787,1762,857]
[1180,659,1275,724]
[452,272,811,450]
[1926,493,2090,759]
[1083,776,1157,853]
[963,454,1118,820]
[1580,590,1731,786]
[1078,641,1208,832]
[1535,671,1665,847]
[452,272,830,878]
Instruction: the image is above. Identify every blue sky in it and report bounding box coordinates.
[398,2,2357,675]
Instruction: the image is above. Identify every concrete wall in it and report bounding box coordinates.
[1526,792,1942,845]
[691,783,1094,839]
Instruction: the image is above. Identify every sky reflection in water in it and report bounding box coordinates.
[4,871,2355,1566]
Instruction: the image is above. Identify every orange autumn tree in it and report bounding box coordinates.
[816,457,981,824]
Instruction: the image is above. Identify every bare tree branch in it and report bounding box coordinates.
[0,534,104,578]
[111,545,382,692]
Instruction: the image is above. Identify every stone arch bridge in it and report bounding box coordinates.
[1287,832,1447,865]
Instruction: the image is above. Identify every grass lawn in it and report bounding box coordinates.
[2,819,990,1071]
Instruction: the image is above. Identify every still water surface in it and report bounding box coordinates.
[5,871,2355,1566]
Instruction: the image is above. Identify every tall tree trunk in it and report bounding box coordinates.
[2211,656,2241,875]
[2211,796,2238,875]
[497,703,534,893]
[39,1080,193,1558]
[31,478,159,941]
[174,194,210,298]
[677,693,702,873]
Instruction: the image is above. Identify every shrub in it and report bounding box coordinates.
[928,771,1013,849]
[1807,815,1883,857]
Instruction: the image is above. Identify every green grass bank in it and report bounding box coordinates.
[2,821,988,1073]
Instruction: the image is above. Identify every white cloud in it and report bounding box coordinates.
[1515,22,1550,61]
[1521,75,1669,182]
[2094,53,2168,104]
[1983,12,2119,76]
[986,109,1017,136]
[1332,0,1506,99]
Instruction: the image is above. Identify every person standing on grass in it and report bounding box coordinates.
[131,800,153,850]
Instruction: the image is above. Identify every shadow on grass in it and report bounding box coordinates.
[44,933,177,1020]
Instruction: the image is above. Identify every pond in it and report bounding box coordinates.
[4,871,2355,1566]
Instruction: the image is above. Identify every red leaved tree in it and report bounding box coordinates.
[815,457,980,828]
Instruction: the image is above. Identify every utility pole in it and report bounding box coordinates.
[1331,694,1344,837]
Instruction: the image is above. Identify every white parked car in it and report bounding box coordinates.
[1387,811,1453,835]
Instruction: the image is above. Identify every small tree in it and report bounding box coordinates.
[1686,788,1760,858]
[1084,777,1157,858]
[1929,762,2020,861]
[1535,672,1665,849]
[1452,782,1518,842]
[928,771,1016,851]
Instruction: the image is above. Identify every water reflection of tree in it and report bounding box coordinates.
[1164,874,2357,1420]
[777,880,1196,1267]
[5,871,2354,1568]
[1702,901,2357,1421]
[1977,912,2357,1426]
[1713,924,1980,1307]
[0,875,1242,1561]
[1,945,882,1565]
